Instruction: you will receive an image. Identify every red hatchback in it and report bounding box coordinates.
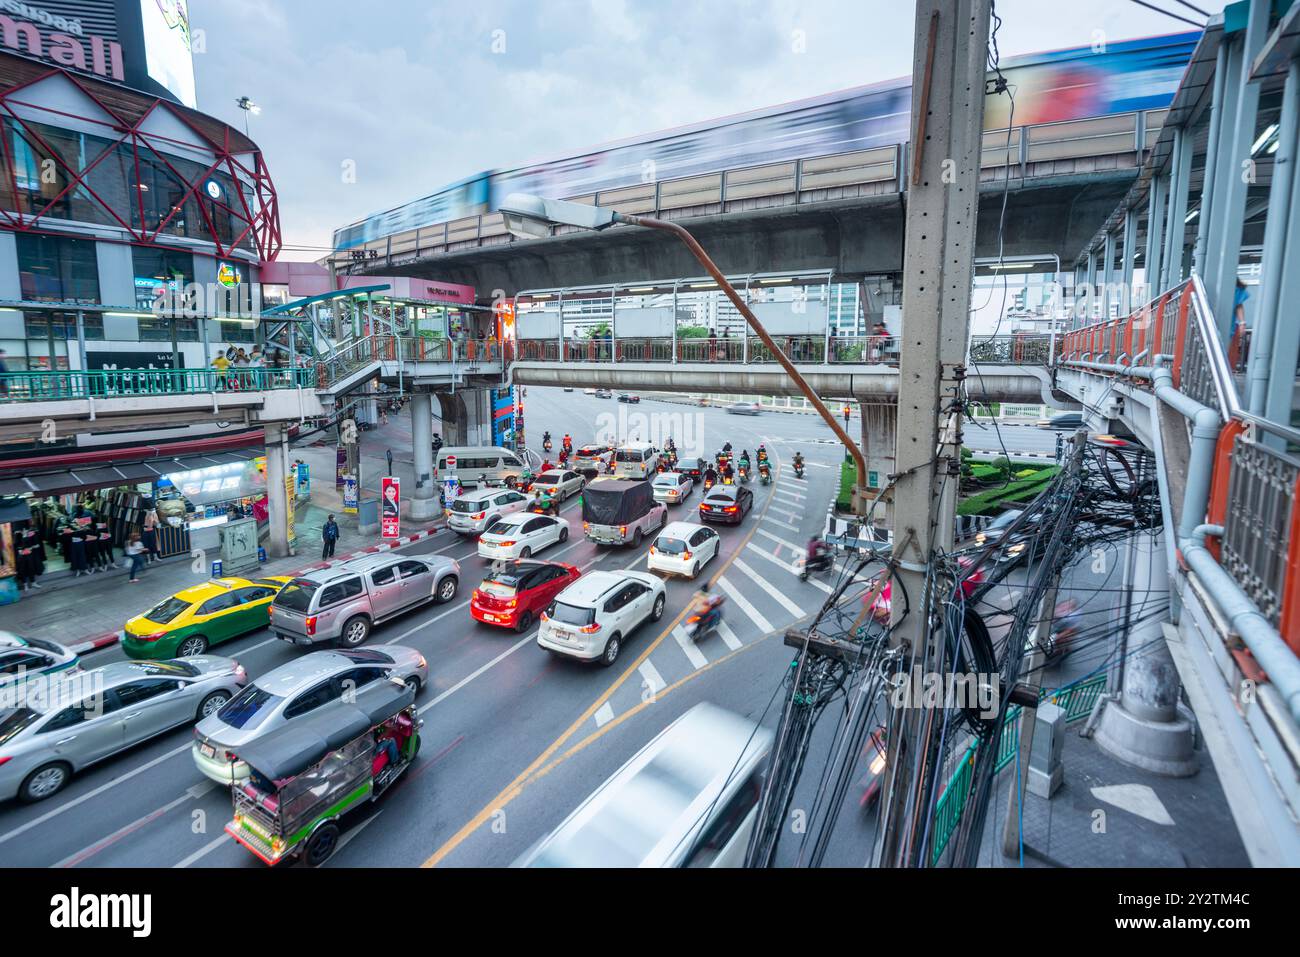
[471,560,581,633]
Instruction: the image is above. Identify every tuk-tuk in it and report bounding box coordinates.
[224,678,421,867]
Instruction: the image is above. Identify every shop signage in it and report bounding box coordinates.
[0,3,125,83]
[381,477,399,539]
[86,351,176,371]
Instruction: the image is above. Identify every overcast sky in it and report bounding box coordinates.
[190,0,1226,258]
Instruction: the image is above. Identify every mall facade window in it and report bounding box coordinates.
[216,319,256,344]
[15,233,100,303]
[137,316,199,342]
[24,311,105,340]
[132,246,195,311]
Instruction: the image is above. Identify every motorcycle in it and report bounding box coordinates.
[759,466,772,486]
[738,466,750,485]
[702,476,716,491]
[543,439,553,452]
[685,598,726,641]
[794,463,805,479]
[798,550,834,581]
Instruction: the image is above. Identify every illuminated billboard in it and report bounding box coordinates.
[139,0,194,107]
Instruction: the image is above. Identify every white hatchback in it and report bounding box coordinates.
[537,570,667,667]
[478,512,569,561]
[447,487,530,534]
[648,521,720,579]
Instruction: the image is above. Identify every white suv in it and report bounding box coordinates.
[537,570,667,667]
[447,487,529,534]
[648,521,719,579]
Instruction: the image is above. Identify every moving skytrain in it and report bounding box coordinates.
[333,31,1197,252]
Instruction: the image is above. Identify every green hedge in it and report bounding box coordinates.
[836,458,856,510]
[957,466,1060,516]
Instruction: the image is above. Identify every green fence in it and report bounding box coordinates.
[927,672,1108,865]
[0,367,318,403]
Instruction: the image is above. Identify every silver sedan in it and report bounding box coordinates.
[0,656,248,803]
[192,646,428,785]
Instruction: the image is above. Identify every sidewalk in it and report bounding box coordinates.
[5,509,446,656]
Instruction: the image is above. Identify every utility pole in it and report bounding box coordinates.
[876,0,991,867]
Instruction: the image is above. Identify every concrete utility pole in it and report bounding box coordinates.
[877,0,990,867]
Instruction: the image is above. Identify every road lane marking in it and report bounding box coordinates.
[638,660,666,696]
[330,810,384,857]
[672,625,709,670]
[56,780,214,868]
[733,558,806,616]
[716,576,773,633]
[763,515,802,531]
[421,448,786,867]
[755,527,803,555]
[384,598,471,644]
[173,832,229,869]
[744,542,833,594]
[594,702,615,727]
[418,632,535,714]
[0,742,194,849]
[716,620,743,650]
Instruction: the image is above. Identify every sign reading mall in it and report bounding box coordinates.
[0,1,124,83]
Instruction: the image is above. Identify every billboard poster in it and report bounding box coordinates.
[285,476,296,547]
[140,0,197,108]
[343,476,358,515]
[296,462,311,497]
[381,478,400,539]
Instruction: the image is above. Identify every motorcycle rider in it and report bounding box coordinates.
[739,450,751,472]
[687,582,725,638]
[721,461,735,484]
[703,464,718,488]
[756,444,768,464]
[542,430,552,451]
[806,535,832,570]
[793,452,805,476]
[562,433,573,453]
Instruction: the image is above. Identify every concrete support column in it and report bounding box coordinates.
[263,422,293,559]
[1094,532,1197,776]
[409,391,438,520]
[860,403,896,493]
[436,392,468,447]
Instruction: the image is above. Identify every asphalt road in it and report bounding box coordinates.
[0,389,875,868]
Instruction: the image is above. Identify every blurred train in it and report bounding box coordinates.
[333,31,1197,252]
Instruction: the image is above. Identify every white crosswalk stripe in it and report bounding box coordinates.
[716,620,743,650]
[733,558,806,616]
[755,527,804,555]
[763,514,803,531]
[638,660,666,697]
[717,576,773,633]
[744,542,833,594]
[594,702,615,727]
[774,490,805,502]
[672,625,710,670]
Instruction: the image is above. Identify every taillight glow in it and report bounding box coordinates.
[579,622,602,634]
[305,616,317,636]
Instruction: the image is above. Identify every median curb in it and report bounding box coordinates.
[67,519,449,656]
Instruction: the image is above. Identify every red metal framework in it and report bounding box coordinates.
[0,59,281,261]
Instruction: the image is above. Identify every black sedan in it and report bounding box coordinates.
[617,394,641,404]
[675,457,708,481]
[1037,412,1084,430]
[698,484,753,525]
[973,509,1047,565]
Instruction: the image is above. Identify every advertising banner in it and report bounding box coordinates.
[381,478,400,539]
[285,476,296,547]
[343,476,358,515]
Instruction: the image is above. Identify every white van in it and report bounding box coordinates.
[612,441,659,479]
[435,446,527,488]
[515,703,773,868]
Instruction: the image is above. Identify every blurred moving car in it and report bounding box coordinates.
[123,576,293,660]
[515,703,773,867]
[699,484,754,525]
[595,389,613,399]
[726,401,762,415]
[537,570,666,666]
[0,633,79,692]
[617,394,641,403]
[0,657,248,802]
[1037,411,1084,430]
[572,444,614,475]
[471,560,582,633]
[973,509,1046,566]
[270,554,460,649]
[648,522,720,579]
[477,512,568,561]
[192,648,427,784]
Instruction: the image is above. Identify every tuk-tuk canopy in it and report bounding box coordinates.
[235,678,415,783]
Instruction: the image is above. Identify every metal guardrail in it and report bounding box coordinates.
[514,334,1050,368]
[0,366,317,403]
[1059,276,1300,644]
[315,334,507,389]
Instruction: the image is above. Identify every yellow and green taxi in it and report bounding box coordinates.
[123,577,293,660]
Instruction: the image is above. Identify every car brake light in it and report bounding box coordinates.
[725,506,738,513]
[579,622,602,634]
[305,616,317,636]
[682,551,692,561]
[583,521,590,531]
[141,631,167,642]
[223,751,239,763]
[0,757,10,768]
[473,511,486,520]
[620,525,627,537]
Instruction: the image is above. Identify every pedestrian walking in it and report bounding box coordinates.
[0,348,9,397]
[322,514,339,560]
[125,533,146,583]
[142,506,160,562]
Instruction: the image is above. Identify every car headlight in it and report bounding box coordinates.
[1007,542,1027,556]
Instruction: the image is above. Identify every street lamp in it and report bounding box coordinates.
[499,193,869,509]
[235,96,261,136]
